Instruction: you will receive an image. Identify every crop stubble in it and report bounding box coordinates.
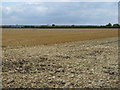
[2,28,118,47]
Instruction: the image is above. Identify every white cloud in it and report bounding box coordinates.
[33,5,48,13]
[2,3,49,17]
[3,7,12,14]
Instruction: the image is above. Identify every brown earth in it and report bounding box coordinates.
[2,28,119,88]
[2,37,119,88]
[2,28,118,47]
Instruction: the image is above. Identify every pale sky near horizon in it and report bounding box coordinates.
[1,2,118,25]
[1,0,119,2]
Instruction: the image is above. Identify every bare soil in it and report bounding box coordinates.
[2,36,119,88]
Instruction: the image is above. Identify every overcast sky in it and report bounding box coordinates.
[1,0,119,2]
[1,2,118,25]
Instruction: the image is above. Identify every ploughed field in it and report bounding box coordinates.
[2,28,118,47]
[2,28,119,88]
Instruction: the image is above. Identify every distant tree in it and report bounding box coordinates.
[52,24,55,26]
[113,24,119,27]
[106,23,112,27]
[71,25,75,28]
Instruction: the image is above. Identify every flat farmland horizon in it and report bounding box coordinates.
[2,28,118,47]
[2,2,119,88]
[2,28,119,88]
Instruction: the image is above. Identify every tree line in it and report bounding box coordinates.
[1,23,120,28]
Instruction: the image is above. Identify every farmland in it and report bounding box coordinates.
[2,28,119,88]
[2,28,118,47]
